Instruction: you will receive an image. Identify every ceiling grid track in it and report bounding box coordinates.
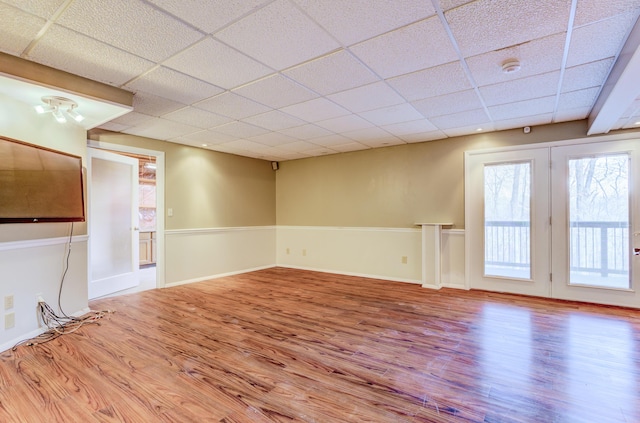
[551,0,579,123]
[431,0,494,124]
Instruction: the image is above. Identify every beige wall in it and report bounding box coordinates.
[88,130,276,229]
[276,120,639,229]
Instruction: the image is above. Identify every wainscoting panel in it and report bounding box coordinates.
[276,226,423,283]
[165,226,276,287]
[441,229,466,289]
[0,236,88,352]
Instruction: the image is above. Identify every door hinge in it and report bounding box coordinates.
[550,273,553,282]
[549,216,552,225]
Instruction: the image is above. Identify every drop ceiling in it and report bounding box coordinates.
[1,0,640,161]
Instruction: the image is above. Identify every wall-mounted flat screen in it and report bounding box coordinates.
[0,135,85,223]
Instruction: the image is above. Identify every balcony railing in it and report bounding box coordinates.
[485,221,629,277]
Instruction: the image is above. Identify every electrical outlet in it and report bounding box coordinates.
[402,256,408,264]
[36,294,45,304]
[4,295,13,310]
[5,312,15,329]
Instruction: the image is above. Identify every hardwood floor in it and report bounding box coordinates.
[2,267,640,422]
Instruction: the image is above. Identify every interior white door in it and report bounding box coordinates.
[550,140,640,307]
[88,148,139,299]
[466,148,550,297]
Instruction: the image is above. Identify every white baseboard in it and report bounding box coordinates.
[279,264,422,285]
[164,264,277,288]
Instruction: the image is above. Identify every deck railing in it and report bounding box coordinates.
[485,221,629,276]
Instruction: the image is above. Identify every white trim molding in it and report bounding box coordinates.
[0,235,88,252]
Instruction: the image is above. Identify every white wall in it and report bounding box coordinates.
[0,93,89,350]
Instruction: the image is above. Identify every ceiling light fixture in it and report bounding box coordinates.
[34,96,84,124]
[501,59,521,74]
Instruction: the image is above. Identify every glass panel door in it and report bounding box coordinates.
[484,161,531,279]
[551,140,639,307]
[466,148,550,297]
[568,155,629,288]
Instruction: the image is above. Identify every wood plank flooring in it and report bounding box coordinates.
[3,267,640,422]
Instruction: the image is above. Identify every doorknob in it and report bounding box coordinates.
[133,227,140,231]
[635,248,640,256]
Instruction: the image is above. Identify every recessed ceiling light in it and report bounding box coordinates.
[201,143,208,147]
[476,127,483,132]
[635,121,640,126]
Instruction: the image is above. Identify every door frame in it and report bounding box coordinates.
[464,131,639,304]
[87,140,166,290]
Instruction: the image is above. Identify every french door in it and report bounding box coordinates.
[466,139,640,307]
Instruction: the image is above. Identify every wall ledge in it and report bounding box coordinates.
[0,235,88,252]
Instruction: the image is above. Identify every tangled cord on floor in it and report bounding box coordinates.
[12,302,114,350]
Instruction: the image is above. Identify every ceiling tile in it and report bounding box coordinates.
[350,16,458,79]
[488,96,556,121]
[195,92,271,120]
[430,108,490,130]
[554,106,591,123]
[0,4,46,55]
[220,139,271,152]
[315,114,373,132]
[386,61,472,102]
[479,71,561,106]
[278,141,322,152]
[566,13,637,67]
[57,0,204,62]
[561,58,614,93]
[123,117,200,140]
[359,103,424,126]
[163,38,273,90]
[573,0,640,27]
[557,87,600,111]
[308,134,356,147]
[125,67,224,105]
[132,91,186,116]
[98,121,130,132]
[279,123,334,140]
[493,114,553,131]
[110,111,154,126]
[242,110,306,131]
[438,0,474,11]
[283,50,379,95]
[411,89,483,118]
[215,0,340,70]
[328,81,406,113]
[2,0,67,19]
[175,129,237,145]
[305,148,338,157]
[147,0,270,33]
[465,33,566,86]
[381,119,438,136]
[442,123,495,137]
[400,130,448,143]
[162,107,233,129]
[28,24,155,86]
[292,0,435,46]
[232,74,317,109]
[246,132,299,147]
[445,0,571,57]
[332,142,370,153]
[342,126,395,142]
[360,137,405,148]
[280,97,350,122]
[212,121,270,138]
